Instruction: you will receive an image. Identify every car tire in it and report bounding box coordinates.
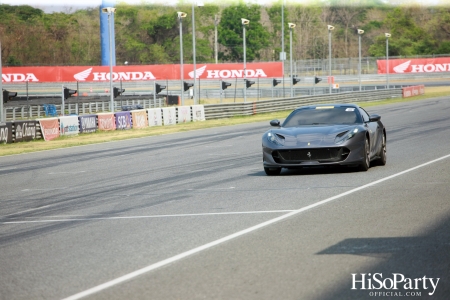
[264,167,282,176]
[359,137,370,171]
[375,134,387,166]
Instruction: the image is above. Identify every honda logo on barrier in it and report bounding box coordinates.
[74,68,93,81]
[393,60,450,73]
[188,65,269,79]
[73,68,156,81]
[206,69,267,79]
[188,65,207,79]
[393,61,411,73]
[3,62,282,82]
[1,73,39,82]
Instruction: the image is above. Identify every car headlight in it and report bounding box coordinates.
[335,128,358,144]
[267,132,285,146]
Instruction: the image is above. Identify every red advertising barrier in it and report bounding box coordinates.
[97,113,116,131]
[327,76,334,84]
[38,118,60,141]
[1,62,283,83]
[378,57,450,74]
[402,85,425,98]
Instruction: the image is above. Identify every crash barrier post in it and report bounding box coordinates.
[59,116,79,136]
[131,110,148,129]
[38,118,60,141]
[79,115,97,133]
[191,105,205,122]
[177,106,191,124]
[115,111,132,130]
[161,107,176,126]
[97,113,116,131]
[147,108,163,127]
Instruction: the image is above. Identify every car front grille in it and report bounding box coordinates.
[272,147,350,164]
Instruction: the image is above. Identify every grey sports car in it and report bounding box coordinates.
[262,103,386,175]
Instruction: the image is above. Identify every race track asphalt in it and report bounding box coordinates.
[0,97,449,300]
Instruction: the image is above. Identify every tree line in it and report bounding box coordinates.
[0,1,449,67]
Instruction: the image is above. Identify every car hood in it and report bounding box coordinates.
[271,125,357,147]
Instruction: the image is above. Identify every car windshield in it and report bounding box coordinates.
[282,106,362,127]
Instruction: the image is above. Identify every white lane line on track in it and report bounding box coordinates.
[187,187,235,191]
[62,153,450,300]
[48,171,86,174]
[1,205,53,218]
[188,164,235,173]
[1,210,295,224]
[0,167,17,171]
[21,188,66,191]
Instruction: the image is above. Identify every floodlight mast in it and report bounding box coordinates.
[242,18,249,103]
[385,33,391,89]
[178,11,187,105]
[327,25,335,94]
[288,23,296,97]
[357,29,364,92]
[102,6,117,112]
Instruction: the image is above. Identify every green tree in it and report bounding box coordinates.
[218,3,270,62]
[266,2,289,61]
[368,7,436,56]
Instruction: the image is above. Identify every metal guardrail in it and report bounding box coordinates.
[4,89,403,121]
[2,71,448,100]
[4,98,162,120]
[203,89,403,119]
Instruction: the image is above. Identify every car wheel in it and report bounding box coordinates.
[264,167,282,176]
[359,137,370,171]
[376,134,387,166]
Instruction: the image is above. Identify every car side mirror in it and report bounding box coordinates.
[369,114,381,122]
[270,119,280,127]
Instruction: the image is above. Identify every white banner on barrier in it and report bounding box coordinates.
[191,105,205,121]
[162,107,176,126]
[147,108,162,127]
[131,110,149,129]
[59,116,79,136]
[177,106,192,124]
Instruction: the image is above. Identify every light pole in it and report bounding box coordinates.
[178,11,187,105]
[281,0,285,98]
[214,15,219,64]
[192,2,204,106]
[288,23,296,97]
[327,25,334,94]
[242,18,249,103]
[102,7,116,112]
[357,29,364,92]
[385,33,391,89]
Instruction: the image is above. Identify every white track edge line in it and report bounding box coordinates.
[62,153,450,300]
[1,210,296,224]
